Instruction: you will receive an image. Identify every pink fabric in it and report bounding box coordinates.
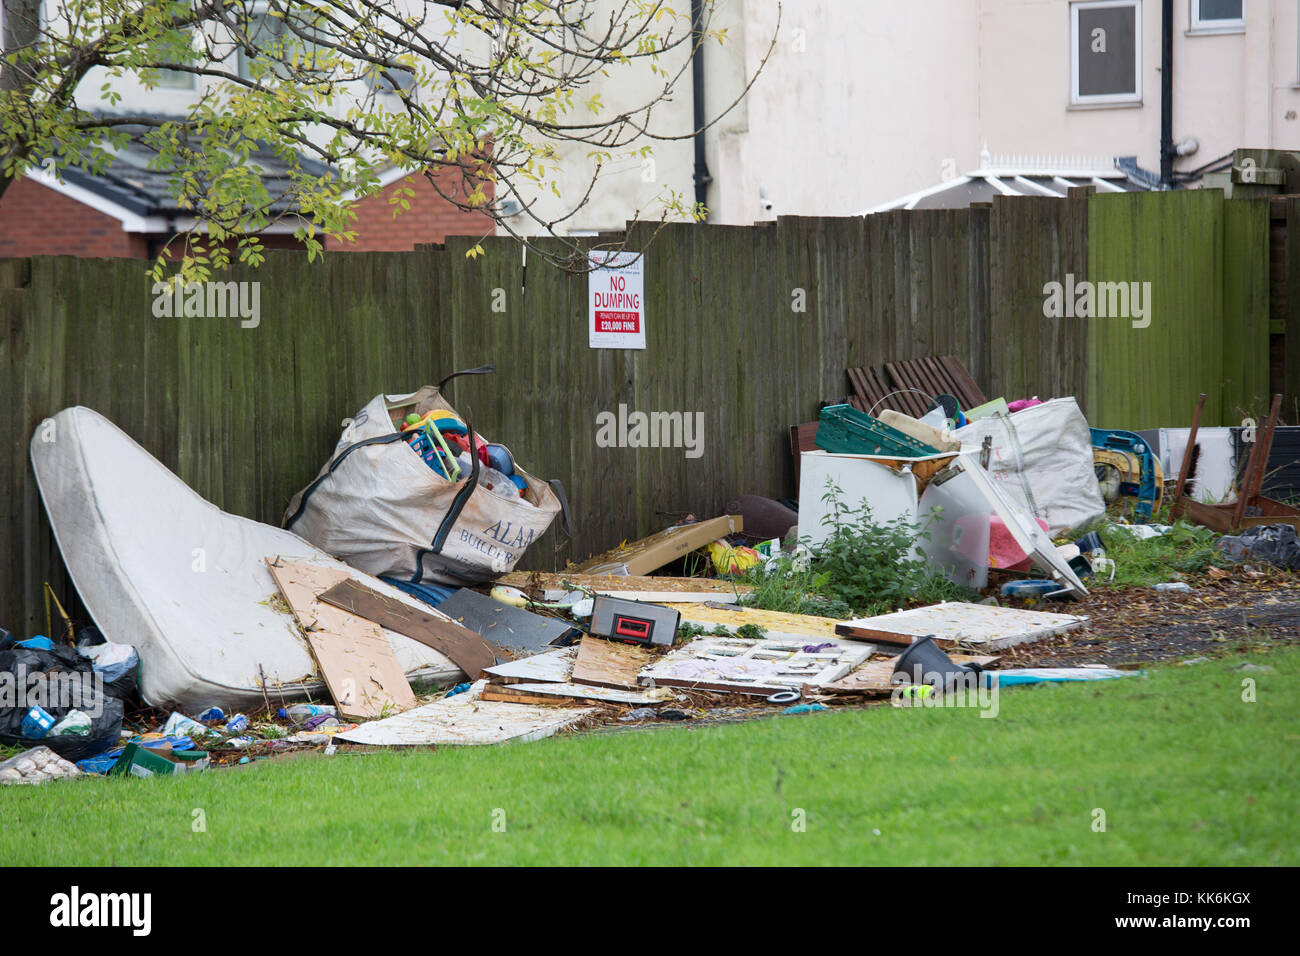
[989,515,1050,570]
[1007,398,1045,413]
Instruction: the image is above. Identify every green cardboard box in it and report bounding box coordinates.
[111,742,208,778]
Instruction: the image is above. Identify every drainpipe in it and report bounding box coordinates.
[691,0,712,216]
[1159,0,1174,188]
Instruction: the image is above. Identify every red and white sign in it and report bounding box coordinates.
[588,251,645,349]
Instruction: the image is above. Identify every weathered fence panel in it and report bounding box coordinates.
[1,191,1277,634]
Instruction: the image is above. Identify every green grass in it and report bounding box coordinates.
[1091,520,1229,588]
[4,647,1296,866]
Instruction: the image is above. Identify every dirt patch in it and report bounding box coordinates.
[999,573,1300,668]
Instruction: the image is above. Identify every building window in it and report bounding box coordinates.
[147,29,197,90]
[1071,1,1142,106]
[237,5,328,81]
[1190,0,1245,34]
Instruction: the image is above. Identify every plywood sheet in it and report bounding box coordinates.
[674,604,845,642]
[318,577,501,679]
[335,681,594,747]
[266,559,416,719]
[571,636,655,689]
[835,601,1085,650]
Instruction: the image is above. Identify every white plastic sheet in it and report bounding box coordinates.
[954,397,1104,534]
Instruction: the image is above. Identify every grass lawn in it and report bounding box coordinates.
[5,646,1296,866]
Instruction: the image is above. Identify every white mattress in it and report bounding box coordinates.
[30,407,462,712]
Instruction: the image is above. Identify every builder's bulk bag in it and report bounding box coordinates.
[953,397,1104,535]
[283,370,571,587]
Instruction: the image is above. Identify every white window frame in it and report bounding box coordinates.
[1070,0,1143,107]
[237,3,328,81]
[1189,0,1246,35]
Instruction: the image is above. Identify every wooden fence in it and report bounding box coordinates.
[0,189,1279,633]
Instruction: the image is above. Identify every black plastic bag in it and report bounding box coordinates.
[1217,524,1300,571]
[0,645,125,761]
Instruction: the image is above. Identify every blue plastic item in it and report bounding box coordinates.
[992,668,1137,686]
[379,576,458,609]
[1000,580,1067,599]
[17,635,55,650]
[20,706,56,738]
[486,444,515,475]
[128,735,194,751]
[1090,427,1161,520]
[76,748,124,775]
[783,703,828,715]
[196,707,224,722]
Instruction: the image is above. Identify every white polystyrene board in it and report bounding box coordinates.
[797,451,919,548]
[336,681,594,746]
[29,407,461,713]
[639,635,873,691]
[482,646,577,683]
[841,601,1087,650]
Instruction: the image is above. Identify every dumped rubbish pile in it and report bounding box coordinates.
[8,366,1293,784]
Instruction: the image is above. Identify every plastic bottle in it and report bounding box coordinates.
[277,704,338,726]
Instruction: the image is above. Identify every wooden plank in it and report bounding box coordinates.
[266,559,416,719]
[571,636,655,689]
[834,601,1085,651]
[937,355,987,408]
[318,577,502,680]
[882,361,931,417]
[571,515,743,575]
[482,681,667,706]
[497,571,750,601]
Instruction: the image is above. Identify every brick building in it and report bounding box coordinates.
[0,143,493,260]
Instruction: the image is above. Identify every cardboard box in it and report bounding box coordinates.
[572,515,743,576]
[111,743,209,778]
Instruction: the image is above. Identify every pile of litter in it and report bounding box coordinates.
[16,369,1294,785]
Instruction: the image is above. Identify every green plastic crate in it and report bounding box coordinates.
[815,404,942,457]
